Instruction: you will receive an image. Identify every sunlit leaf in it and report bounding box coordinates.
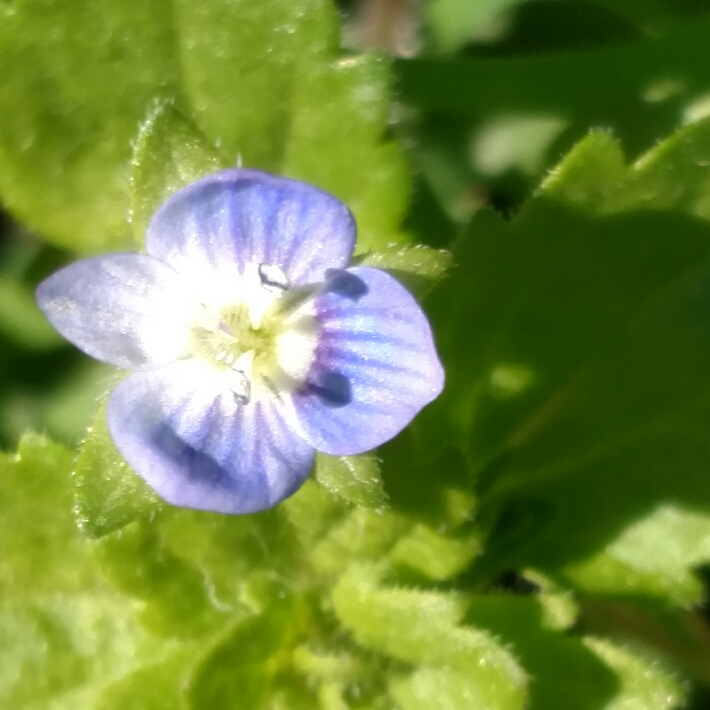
[73,401,163,539]
[314,452,387,509]
[129,102,222,245]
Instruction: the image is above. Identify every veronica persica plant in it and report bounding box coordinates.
[36,171,443,514]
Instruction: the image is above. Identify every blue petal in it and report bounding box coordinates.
[36,253,202,370]
[289,267,444,455]
[107,358,315,514]
[145,170,356,297]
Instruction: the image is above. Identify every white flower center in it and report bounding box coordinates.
[191,262,319,404]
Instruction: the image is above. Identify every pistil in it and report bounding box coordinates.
[191,262,319,405]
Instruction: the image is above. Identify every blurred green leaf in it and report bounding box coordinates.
[93,519,223,637]
[314,452,387,509]
[94,649,198,710]
[283,54,412,252]
[584,0,710,33]
[397,18,710,118]
[378,431,474,529]
[563,505,710,605]
[464,595,618,710]
[389,666,520,710]
[582,599,710,687]
[536,130,627,210]
[186,599,305,709]
[583,637,685,710]
[333,564,527,709]
[389,523,481,581]
[541,119,710,220]
[311,508,410,577]
[157,506,301,615]
[356,244,452,298]
[130,102,223,245]
[74,401,163,539]
[0,277,62,349]
[396,16,710,158]
[0,434,185,709]
[281,478,345,546]
[40,361,113,447]
[422,117,710,606]
[0,0,410,256]
[426,0,524,53]
[174,0,337,170]
[0,0,178,252]
[463,594,685,710]
[0,594,184,710]
[0,433,90,597]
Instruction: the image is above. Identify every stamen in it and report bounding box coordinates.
[258,263,290,292]
[225,350,255,405]
[227,367,251,405]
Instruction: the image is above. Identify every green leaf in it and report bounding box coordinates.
[423,202,710,462]
[582,599,710,687]
[0,0,410,256]
[332,564,527,708]
[537,130,629,211]
[157,506,301,614]
[378,431,474,528]
[355,244,452,298]
[94,649,198,710]
[395,17,710,151]
[426,0,524,53]
[280,478,345,546]
[0,277,62,349]
[39,362,114,447]
[420,119,710,606]
[73,401,163,539]
[93,519,224,637]
[311,508,410,577]
[390,667,519,710]
[461,594,685,710]
[186,598,307,709]
[314,452,387,509]
[174,0,338,169]
[540,119,710,220]
[283,54,412,252]
[0,434,184,709]
[0,0,179,252]
[129,102,223,245]
[389,524,481,581]
[0,605,86,708]
[583,637,685,710]
[0,594,184,710]
[0,433,91,598]
[562,505,710,605]
[464,596,619,710]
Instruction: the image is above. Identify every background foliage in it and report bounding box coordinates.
[2,0,710,707]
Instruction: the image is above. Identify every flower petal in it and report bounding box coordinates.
[145,169,356,304]
[36,253,202,370]
[288,267,444,455]
[106,358,315,514]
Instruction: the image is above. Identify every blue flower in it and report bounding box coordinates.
[37,170,444,514]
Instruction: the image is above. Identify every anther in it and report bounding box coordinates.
[258,263,290,292]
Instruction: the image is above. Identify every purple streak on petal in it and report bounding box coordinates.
[107,358,315,514]
[36,253,201,370]
[290,267,445,456]
[145,170,356,290]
